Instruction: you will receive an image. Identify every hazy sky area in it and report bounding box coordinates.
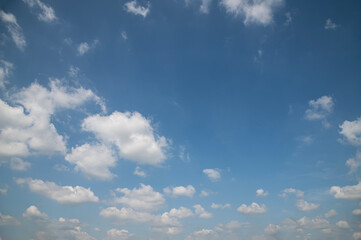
[0,0,361,239]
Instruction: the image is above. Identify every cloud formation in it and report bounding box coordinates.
[203,168,221,181]
[339,117,361,146]
[164,185,196,198]
[237,202,267,214]
[0,10,26,51]
[305,96,334,127]
[23,0,57,22]
[124,1,150,18]
[330,182,361,200]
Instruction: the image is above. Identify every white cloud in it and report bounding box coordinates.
[82,111,168,166]
[336,220,350,229]
[23,0,57,22]
[0,80,105,158]
[199,190,212,197]
[211,203,231,209]
[164,185,196,198]
[305,96,334,127]
[68,66,80,78]
[354,232,361,240]
[256,188,269,197]
[325,18,339,30]
[134,166,146,177]
[330,182,361,200]
[66,143,117,181]
[113,184,165,211]
[352,209,361,215]
[295,199,320,211]
[104,228,133,240]
[280,188,304,198]
[0,185,7,195]
[346,152,361,174]
[264,224,280,235]
[225,220,249,229]
[124,1,150,18]
[324,209,337,218]
[0,212,19,226]
[220,0,284,26]
[297,216,329,229]
[193,204,212,218]
[179,145,191,162]
[203,168,221,181]
[121,31,128,40]
[200,0,212,14]
[15,178,99,205]
[10,157,30,171]
[0,10,26,51]
[0,60,13,89]
[77,40,98,56]
[339,117,361,146]
[168,207,194,218]
[99,207,180,227]
[237,202,267,214]
[23,205,48,220]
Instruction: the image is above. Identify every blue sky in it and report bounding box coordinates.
[0,0,361,239]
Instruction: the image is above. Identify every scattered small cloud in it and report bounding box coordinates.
[324,209,337,218]
[121,31,128,40]
[330,182,361,200]
[203,168,221,181]
[237,202,267,214]
[199,190,212,197]
[68,66,80,78]
[10,157,30,171]
[164,185,196,198]
[23,0,57,23]
[264,224,280,235]
[280,188,304,198]
[77,40,99,56]
[179,145,191,162]
[104,228,133,240]
[134,166,146,177]
[336,220,350,229]
[256,188,269,197]
[305,96,334,127]
[325,18,339,30]
[0,60,13,89]
[211,203,231,209]
[295,199,320,212]
[124,0,150,18]
[284,12,292,25]
[339,117,361,146]
[193,204,212,218]
[0,10,26,51]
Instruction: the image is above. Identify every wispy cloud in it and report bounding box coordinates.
[0,10,26,51]
[325,18,339,30]
[23,0,57,23]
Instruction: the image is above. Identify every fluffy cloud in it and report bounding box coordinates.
[0,212,19,226]
[203,168,221,181]
[168,207,194,218]
[256,188,269,197]
[104,228,133,240]
[9,157,30,171]
[305,96,334,127]
[113,184,165,211]
[0,10,26,51]
[65,144,117,181]
[77,40,99,56]
[346,152,361,174]
[264,224,280,235]
[297,216,329,229]
[0,60,13,89]
[99,207,180,228]
[194,204,212,218]
[324,209,337,218]
[280,188,304,198]
[237,202,267,214]
[133,166,146,177]
[164,185,196,198]
[211,203,231,209]
[124,1,150,18]
[354,232,361,240]
[330,182,361,200]
[15,178,99,205]
[82,111,168,166]
[352,209,361,215]
[336,220,350,229]
[339,117,361,146]
[23,205,48,220]
[295,199,320,211]
[220,0,284,26]
[23,0,57,22]
[0,80,104,158]
[325,18,339,30]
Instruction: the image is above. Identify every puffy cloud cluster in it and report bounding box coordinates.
[339,117,361,146]
[194,204,213,218]
[256,188,269,197]
[295,199,320,212]
[330,182,361,200]
[15,178,99,205]
[305,96,334,127]
[124,0,150,18]
[237,202,267,214]
[104,228,133,240]
[164,185,196,198]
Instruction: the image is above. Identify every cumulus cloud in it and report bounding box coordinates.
[297,216,329,229]
[168,207,194,218]
[0,212,19,225]
[280,188,304,198]
[237,202,267,214]
[77,40,99,56]
[9,157,30,171]
[200,0,212,13]
[203,168,221,181]
[82,111,168,166]
[104,228,133,240]
[339,117,361,146]
[324,209,337,218]
[133,166,146,177]
[66,143,117,181]
[124,1,150,18]
[113,184,165,211]
[220,0,284,26]
[352,209,361,215]
[193,204,212,218]
[346,152,361,174]
[0,10,26,51]
[15,178,99,205]
[336,220,350,229]
[23,205,48,220]
[305,96,334,127]
[164,185,196,198]
[295,199,320,211]
[330,182,361,200]
[264,224,280,235]
[325,18,339,30]
[211,203,231,209]
[256,188,269,197]
[0,80,105,159]
[0,185,7,195]
[199,190,212,197]
[354,232,361,240]
[0,60,13,89]
[23,0,57,22]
